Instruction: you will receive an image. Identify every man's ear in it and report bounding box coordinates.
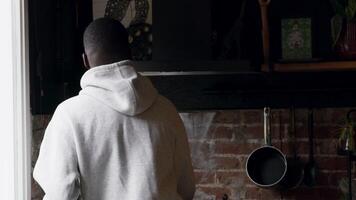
[82,53,90,69]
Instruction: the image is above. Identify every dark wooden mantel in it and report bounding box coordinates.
[146,71,356,111]
[31,61,356,114]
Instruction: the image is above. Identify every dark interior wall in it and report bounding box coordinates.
[152,0,262,64]
[29,0,93,114]
[152,0,212,60]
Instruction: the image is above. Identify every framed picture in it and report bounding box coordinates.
[281,18,312,61]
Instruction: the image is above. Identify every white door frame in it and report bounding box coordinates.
[0,0,31,199]
[12,0,31,199]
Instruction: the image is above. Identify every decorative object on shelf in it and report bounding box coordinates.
[281,18,312,61]
[105,0,152,60]
[330,0,356,59]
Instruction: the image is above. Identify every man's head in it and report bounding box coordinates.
[83,18,131,68]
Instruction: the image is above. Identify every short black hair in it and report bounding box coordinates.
[83,17,131,58]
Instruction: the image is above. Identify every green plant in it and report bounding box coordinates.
[330,0,356,46]
[339,178,349,200]
[339,119,356,151]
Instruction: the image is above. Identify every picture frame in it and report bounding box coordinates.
[281,18,312,61]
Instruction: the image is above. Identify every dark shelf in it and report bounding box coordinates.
[147,71,356,111]
[262,61,356,72]
[31,70,356,114]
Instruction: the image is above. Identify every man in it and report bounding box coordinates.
[34,18,196,200]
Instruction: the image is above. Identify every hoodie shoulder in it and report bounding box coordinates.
[55,94,105,119]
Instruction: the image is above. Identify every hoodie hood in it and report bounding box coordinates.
[80,60,158,116]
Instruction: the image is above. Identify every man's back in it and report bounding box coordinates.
[33,61,195,200]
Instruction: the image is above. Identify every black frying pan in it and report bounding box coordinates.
[246,107,288,188]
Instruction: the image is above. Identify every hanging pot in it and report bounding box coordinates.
[246,107,288,188]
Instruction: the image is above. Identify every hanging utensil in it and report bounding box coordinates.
[282,107,304,190]
[246,107,288,189]
[304,109,317,187]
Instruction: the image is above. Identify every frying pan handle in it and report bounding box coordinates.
[264,107,272,146]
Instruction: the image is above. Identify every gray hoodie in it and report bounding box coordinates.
[33,60,195,200]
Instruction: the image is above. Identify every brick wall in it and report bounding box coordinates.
[32,108,355,200]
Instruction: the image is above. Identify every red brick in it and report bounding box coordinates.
[245,187,281,199]
[277,139,339,157]
[241,110,263,124]
[314,108,347,125]
[213,156,243,170]
[189,141,215,169]
[191,155,212,170]
[271,109,291,125]
[281,187,340,200]
[316,171,347,186]
[294,124,308,138]
[186,124,214,140]
[214,141,260,155]
[216,171,248,187]
[315,139,339,155]
[259,189,285,200]
[318,188,341,200]
[194,170,215,184]
[270,110,287,126]
[209,125,234,140]
[213,110,241,123]
[316,156,348,170]
[237,125,264,139]
[314,125,342,139]
[197,186,231,199]
[280,140,310,156]
[244,186,261,199]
